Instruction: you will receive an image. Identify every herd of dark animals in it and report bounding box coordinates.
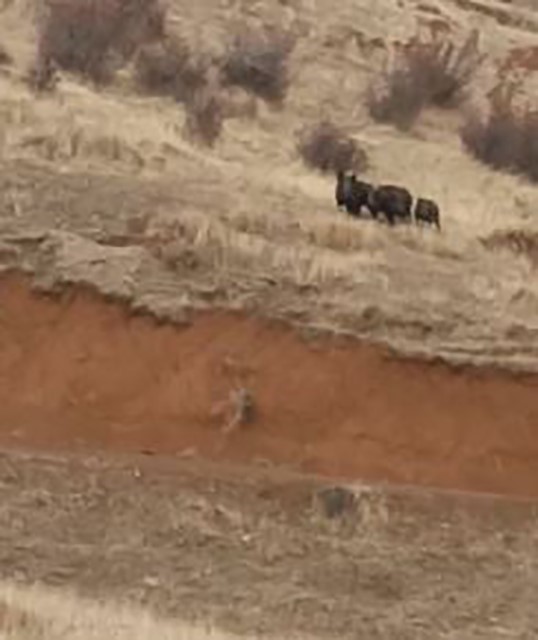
[335,170,441,230]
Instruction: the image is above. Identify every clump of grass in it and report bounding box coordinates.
[367,29,484,130]
[296,120,369,173]
[461,79,538,183]
[220,25,295,106]
[36,0,165,86]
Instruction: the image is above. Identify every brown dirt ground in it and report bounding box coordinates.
[0,272,537,498]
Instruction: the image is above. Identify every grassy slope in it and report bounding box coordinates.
[0,451,538,640]
[0,0,537,368]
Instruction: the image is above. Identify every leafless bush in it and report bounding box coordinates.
[461,80,538,182]
[296,120,369,173]
[27,55,59,92]
[184,87,224,147]
[220,26,295,106]
[134,36,209,103]
[134,35,222,146]
[0,44,12,66]
[481,229,538,266]
[37,0,165,85]
[368,30,484,130]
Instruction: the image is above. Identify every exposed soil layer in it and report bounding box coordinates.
[1,273,537,498]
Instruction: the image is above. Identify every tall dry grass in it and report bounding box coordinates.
[0,581,264,640]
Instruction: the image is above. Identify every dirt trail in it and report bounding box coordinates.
[0,272,537,498]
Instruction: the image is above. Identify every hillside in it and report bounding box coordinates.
[0,0,538,638]
[0,0,537,370]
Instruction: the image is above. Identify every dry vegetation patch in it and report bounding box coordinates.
[0,43,12,66]
[220,25,295,106]
[134,35,209,102]
[481,228,538,266]
[461,80,538,183]
[368,29,484,129]
[296,120,369,173]
[36,0,165,86]
[0,582,250,640]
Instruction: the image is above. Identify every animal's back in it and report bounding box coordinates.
[373,185,412,219]
[415,197,441,228]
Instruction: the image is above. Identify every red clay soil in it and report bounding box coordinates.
[0,273,537,497]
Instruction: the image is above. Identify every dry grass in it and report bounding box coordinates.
[0,582,255,640]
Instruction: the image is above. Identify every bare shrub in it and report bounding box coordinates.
[296,120,369,173]
[461,80,538,182]
[184,87,224,147]
[134,35,222,146]
[0,44,12,66]
[37,0,165,85]
[481,229,538,266]
[134,36,209,102]
[27,56,59,93]
[368,29,484,130]
[220,25,295,106]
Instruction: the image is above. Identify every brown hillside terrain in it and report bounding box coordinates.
[0,0,538,637]
[0,0,537,371]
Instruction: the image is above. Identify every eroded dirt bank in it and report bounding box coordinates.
[0,273,537,497]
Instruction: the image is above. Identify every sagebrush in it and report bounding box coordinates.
[184,86,224,147]
[37,0,165,85]
[368,30,483,130]
[220,26,294,105]
[461,80,538,183]
[0,43,11,66]
[296,120,369,173]
[134,36,209,103]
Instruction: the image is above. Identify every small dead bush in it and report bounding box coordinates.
[368,29,483,130]
[481,229,538,266]
[220,26,295,106]
[37,0,165,85]
[27,56,59,93]
[0,44,12,66]
[134,36,209,103]
[184,87,224,147]
[296,120,369,173]
[134,36,222,146]
[461,80,538,182]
